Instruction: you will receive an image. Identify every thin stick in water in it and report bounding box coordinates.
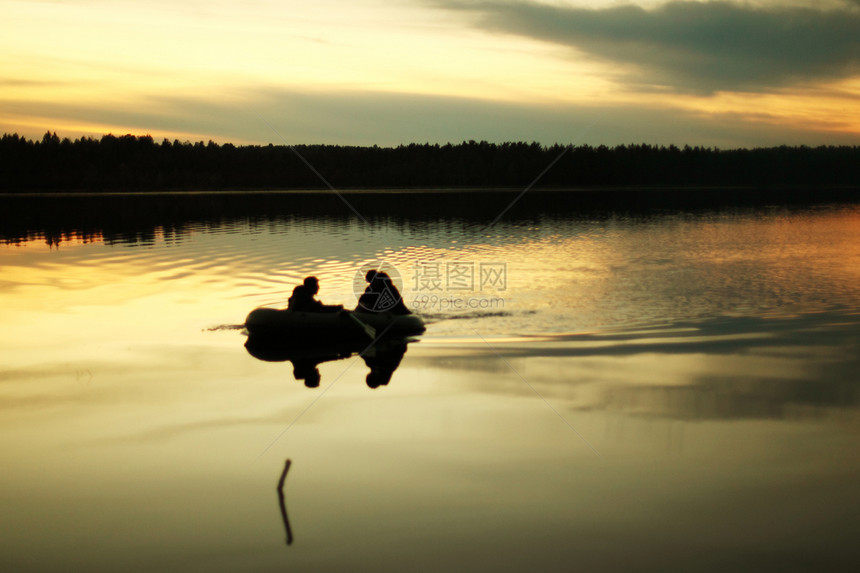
[277,458,294,546]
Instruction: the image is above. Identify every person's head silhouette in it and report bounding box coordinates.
[303,276,319,295]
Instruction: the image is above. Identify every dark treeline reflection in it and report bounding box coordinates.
[2,187,858,246]
[2,132,860,192]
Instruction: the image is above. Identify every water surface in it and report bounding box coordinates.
[1,191,859,572]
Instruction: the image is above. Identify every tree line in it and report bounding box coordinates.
[1,131,859,192]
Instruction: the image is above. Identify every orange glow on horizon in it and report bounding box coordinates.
[2,1,859,146]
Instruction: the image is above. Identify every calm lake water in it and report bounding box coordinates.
[2,191,859,572]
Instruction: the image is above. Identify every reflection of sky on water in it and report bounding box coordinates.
[2,198,860,572]
[3,204,860,420]
[416,313,860,422]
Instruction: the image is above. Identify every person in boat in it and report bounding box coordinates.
[356,270,410,314]
[288,276,343,313]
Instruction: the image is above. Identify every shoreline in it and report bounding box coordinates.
[2,183,859,198]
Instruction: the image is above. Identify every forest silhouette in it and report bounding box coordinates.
[1,131,859,192]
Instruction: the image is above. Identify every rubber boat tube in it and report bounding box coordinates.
[244,307,425,342]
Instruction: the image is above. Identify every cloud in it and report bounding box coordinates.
[6,85,859,148]
[432,0,860,94]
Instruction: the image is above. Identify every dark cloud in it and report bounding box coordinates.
[433,0,860,93]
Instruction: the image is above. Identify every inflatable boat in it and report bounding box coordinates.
[244,307,425,343]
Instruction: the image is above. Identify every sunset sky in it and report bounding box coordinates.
[3,0,860,148]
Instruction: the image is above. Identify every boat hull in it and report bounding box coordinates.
[244,307,425,343]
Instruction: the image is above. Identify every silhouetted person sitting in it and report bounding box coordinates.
[356,271,410,314]
[288,276,342,313]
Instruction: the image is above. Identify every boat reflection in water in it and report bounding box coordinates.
[245,334,412,389]
[243,306,424,388]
